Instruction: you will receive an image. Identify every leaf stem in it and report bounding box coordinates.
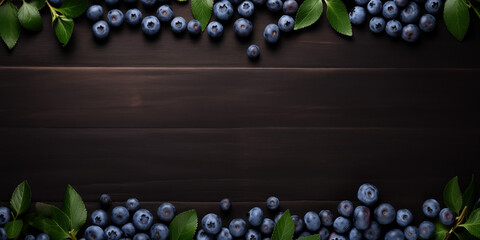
[444,206,468,240]
[0,0,5,6]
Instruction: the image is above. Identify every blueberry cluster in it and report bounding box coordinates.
[0,207,50,240]
[85,0,299,59]
[348,0,442,42]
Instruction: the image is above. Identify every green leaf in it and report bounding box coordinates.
[30,0,46,10]
[324,0,352,36]
[434,221,449,240]
[0,2,21,49]
[38,219,71,240]
[61,185,86,234]
[294,0,323,30]
[464,175,477,219]
[169,209,198,240]
[10,180,32,216]
[455,231,477,240]
[444,176,463,214]
[191,0,213,31]
[298,234,321,240]
[18,1,43,31]
[444,0,470,41]
[5,219,23,239]
[272,209,295,240]
[460,209,480,238]
[57,0,88,18]
[54,16,74,47]
[36,202,72,231]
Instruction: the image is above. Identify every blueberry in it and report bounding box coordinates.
[418,221,434,239]
[220,198,231,211]
[229,219,247,237]
[278,15,294,32]
[202,213,222,235]
[425,0,442,14]
[125,9,143,26]
[364,221,381,240]
[234,18,253,37]
[0,228,6,240]
[349,6,366,25]
[149,223,169,240]
[400,2,420,24]
[291,215,304,233]
[357,184,378,206]
[125,198,140,212]
[401,24,420,42]
[385,229,404,240]
[156,5,174,22]
[196,230,212,240]
[91,209,109,227]
[298,232,311,238]
[141,16,161,35]
[374,203,395,225]
[333,217,351,234]
[394,0,408,7]
[107,9,124,27]
[238,1,255,18]
[86,226,106,240]
[382,1,398,19]
[25,235,35,240]
[122,223,136,238]
[36,234,49,240]
[353,206,370,230]
[328,233,347,240]
[187,20,202,35]
[105,0,119,6]
[100,194,111,206]
[217,228,232,240]
[266,196,280,210]
[207,21,224,38]
[0,207,11,226]
[283,0,298,15]
[396,209,413,227]
[156,203,176,222]
[244,229,260,240]
[248,207,264,227]
[355,0,369,5]
[369,17,385,33]
[266,0,283,12]
[112,206,130,226]
[87,5,103,21]
[213,1,234,21]
[318,227,330,240]
[260,218,275,235]
[318,210,334,227]
[105,226,123,240]
[48,0,64,7]
[133,233,151,240]
[349,228,361,240]
[92,20,110,39]
[304,211,321,232]
[419,14,436,32]
[337,200,353,218]
[404,226,418,240]
[367,0,382,15]
[439,208,456,226]
[142,0,158,7]
[264,24,280,43]
[251,0,266,5]
[385,19,402,37]
[274,212,284,223]
[171,17,187,33]
[247,45,260,59]
[133,209,154,231]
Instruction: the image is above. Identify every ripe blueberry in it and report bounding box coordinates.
[133,233,150,240]
[207,21,224,38]
[220,198,231,212]
[91,209,109,228]
[298,232,311,238]
[419,14,436,32]
[87,5,103,22]
[125,9,143,26]
[150,223,169,240]
[0,229,7,240]
[349,228,361,240]
[382,1,398,19]
[264,24,280,43]
[248,207,264,227]
[401,24,420,42]
[105,226,123,240]
[319,227,329,240]
[439,208,456,226]
[245,229,260,240]
[187,20,202,35]
[142,0,158,7]
[247,45,260,59]
[396,209,413,227]
[156,5,174,22]
[374,203,395,225]
[385,19,402,37]
[369,17,385,33]
[171,17,187,33]
[25,235,35,240]
[217,228,232,240]
[333,217,351,234]
[266,0,283,12]
[238,1,255,18]
[133,209,154,231]
[260,218,275,235]
[357,184,378,206]
[328,232,347,240]
[107,10,124,27]
[202,213,222,235]
[85,226,106,240]
[141,16,161,35]
[400,2,420,23]
[112,206,130,226]
[304,211,321,232]
[213,1,234,21]
[48,0,64,7]
[418,221,435,239]
[353,206,370,230]
[355,0,369,5]
[364,221,381,240]
[92,21,110,39]
[196,230,212,240]
[234,18,253,37]
[126,198,140,212]
[394,0,408,7]
[36,234,49,240]
[278,15,294,32]
[0,207,11,226]
[266,196,280,210]
[157,203,176,222]
[121,223,136,238]
[100,194,111,207]
[229,218,247,237]
[367,0,382,15]
[425,0,442,14]
[384,229,404,240]
[349,6,366,25]
[337,200,354,218]
[404,226,418,240]
[319,210,334,227]
[283,0,298,15]
[292,215,304,233]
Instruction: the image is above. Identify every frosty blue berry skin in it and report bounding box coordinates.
[264,24,280,43]
[237,1,255,18]
[319,227,330,240]
[171,17,187,33]
[248,207,264,227]
[349,228,362,240]
[395,0,408,7]
[357,184,378,206]
[349,6,366,25]
[319,210,334,227]
[91,209,109,228]
[157,203,176,222]
[213,1,234,21]
[195,230,211,240]
[283,0,298,15]
[374,203,396,225]
[298,232,311,238]
[400,2,420,23]
[355,0,369,5]
[245,229,261,240]
[292,215,304,233]
[0,207,11,226]
[133,233,150,240]
[278,15,295,32]
[121,223,136,238]
[384,229,404,240]
[36,234,49,240]
[100,194,112,207]
[126,198,140,212]
[369,17,385,33]
[396,209,413,227]
[419,14,436,32]
[439,208,456,226]
[105,226,123,240]
[353,206,370,230]
[187,20,202,35]
[25,235,35,240]
[266,0,283,12]
[105,0,119,6]
[333,217,351,234]
[260,218,275,234]
[86,5,103,22]
[85,226,106,240]
[112,206,130,226]
[142,0,158,7]
[364,221,381,240]
[382,1,398,19]
[425,0,442,14]
[418,221,435,239]
[149,223,169,240]
[274,212,284,223]
[107,10,124,27]
[402,24,420,42]
[157,5,174,22]
[404,226,418,240]
[367,0,382,15]
[247,45,260,59]
[229,218,247,237]
[126,9,143,26]
[217,228,232,240]
[220,198,231,211]
[337,200,354,218]
[266,196,280,210]
[207,21,224,38]
[385,19,402,37]
[234,18,253,37]
[141,16,161,36]
[133,209,154,231]
[202,213,222,235]
[303,211,321,232]
[328,232,347,240]
[92,21,110,39]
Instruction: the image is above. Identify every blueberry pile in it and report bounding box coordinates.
[85,0,299,59]
[348,0,442,42]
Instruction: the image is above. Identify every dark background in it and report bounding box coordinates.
[1,0,480,235]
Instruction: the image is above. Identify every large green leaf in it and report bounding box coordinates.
[39,219,72,240]
[36,202,72,232]
[54,16,74,47]
[10,180,32,216]
[456,231,477,240]
[18,1,43,31]
[5,219,23,239]
[444,176,463,214]
[57,0,88,18]
[324,0,351,36]
[298,234,321,240]
[434,221,449,240]
[294,0,323,30]
[61,185,86,234]
[191,0,213,31]
[272,210,295,240]
[463,175,477,219]
[444,0,469,41]
[0,2,21,49]
[169,210,198,240]
[460,209,480,238]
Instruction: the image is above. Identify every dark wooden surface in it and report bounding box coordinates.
[1,1,480,235]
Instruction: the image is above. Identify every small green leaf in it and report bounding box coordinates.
[444,176,463,214]
[18,1,43,31]
[36,202,72,231]
[434,221,449,240]
[61,185,86,234]
[191,0,213,31]
[272,209,295,240]
[169,209,198,240]
[0,2,21,49]
[10,180,32,216]
[460,209,480,238]
[324,0,352,36]
[54,16,74,47]
[444,0,469,41]
[298,234,321,240]
[294,0,323,30]
[38,219,72,240]
[30,0,46,10]
[57,0,88,18]
[463,175,477,219]
[5,219,23,239]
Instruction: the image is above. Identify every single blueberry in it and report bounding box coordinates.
[333,217,351,234]
[418,221,435,239]
[304,211,321,232]
[419,14,436,32]
[278,15,294,32]
[112,206,130,226]
[85,226,106,240]
[229,219,247,237]
[355,0,369,5]
[266,0,283,12]
[36,234,49,240]
[217,228,232,240]
[260,218,275,235]
[105,0,119,6]
[126,198,140,212]
[364,221,380,240]
[25,235,35,240]
[367,0,382,15]
[401,24,420,42]
[196,230,212,240]
[234,18,253,37]
[156,5,174,22]
[337,200,354,218]
[171,17,187,33]
[385,19,402,37]
[91,209,109,228]
[400,2,420,23]
[439,208,456,226]
[100,194,111,206]
[0,207,11,226]
[283,0,298,15]
[369,17,385,33]
[394,0,408,7]
[238,1,255,18]
[202,213,222,235]
[264,24,280,43]
[328,233,347,240]
[92,20,110,39]
[142,0,158,7]
[141,16,161,35]
[318,227,329,240]
[247,45,260,59]
[404,226,418,240]
[105,226,123,240]
[382,1,398,19]
[274,212,283,223]
[157,203,176,222]
[349,6,366,25]
[125,9,143,26]
[213,1,234,21]
[248,207,264,227]
[220,198,231,211]
[133,233,151,240]
[150,223,169,240]
[291,215,304,233]
[298,232,311,238]
[187,19,202,35]
[319,210,334,227]
[349,228,361,240]
[244,229,260,240]
[385,229,404,240]
[357,184,378,206]
[87,5,103,22]
[374,203,395,225]
[353,206,370,230]
[207,21,224,38]
[107,9,124,27]
[396,209,413,227]
[266,196,280,211]
[425,0,442,14]
[122,223,136,238]
[133,209,154,231]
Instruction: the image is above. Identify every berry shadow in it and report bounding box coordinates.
[92,35,111,46]
[143,32,163,42]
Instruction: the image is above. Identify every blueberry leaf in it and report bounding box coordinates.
[324,0,352,36]
[463,174,477,219]
[30,0,46,10]
[169,209,198,240]
[444,0,469,41]
[297,234,321,240]
[37,219,72,240]
[54,16,74,47]
[272,210,295,240]
[0,1,21,49]
[460,209,480,238]
[294,0,323,30]
[10,180,32,216]
[5,219,23,239]
[61,184,86,234]
[18,1,43,31]
[434,221,448,240]
[444,176,463,215]
[57,0,88,18]
[191,0,213,31]
[36,202,72,232]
